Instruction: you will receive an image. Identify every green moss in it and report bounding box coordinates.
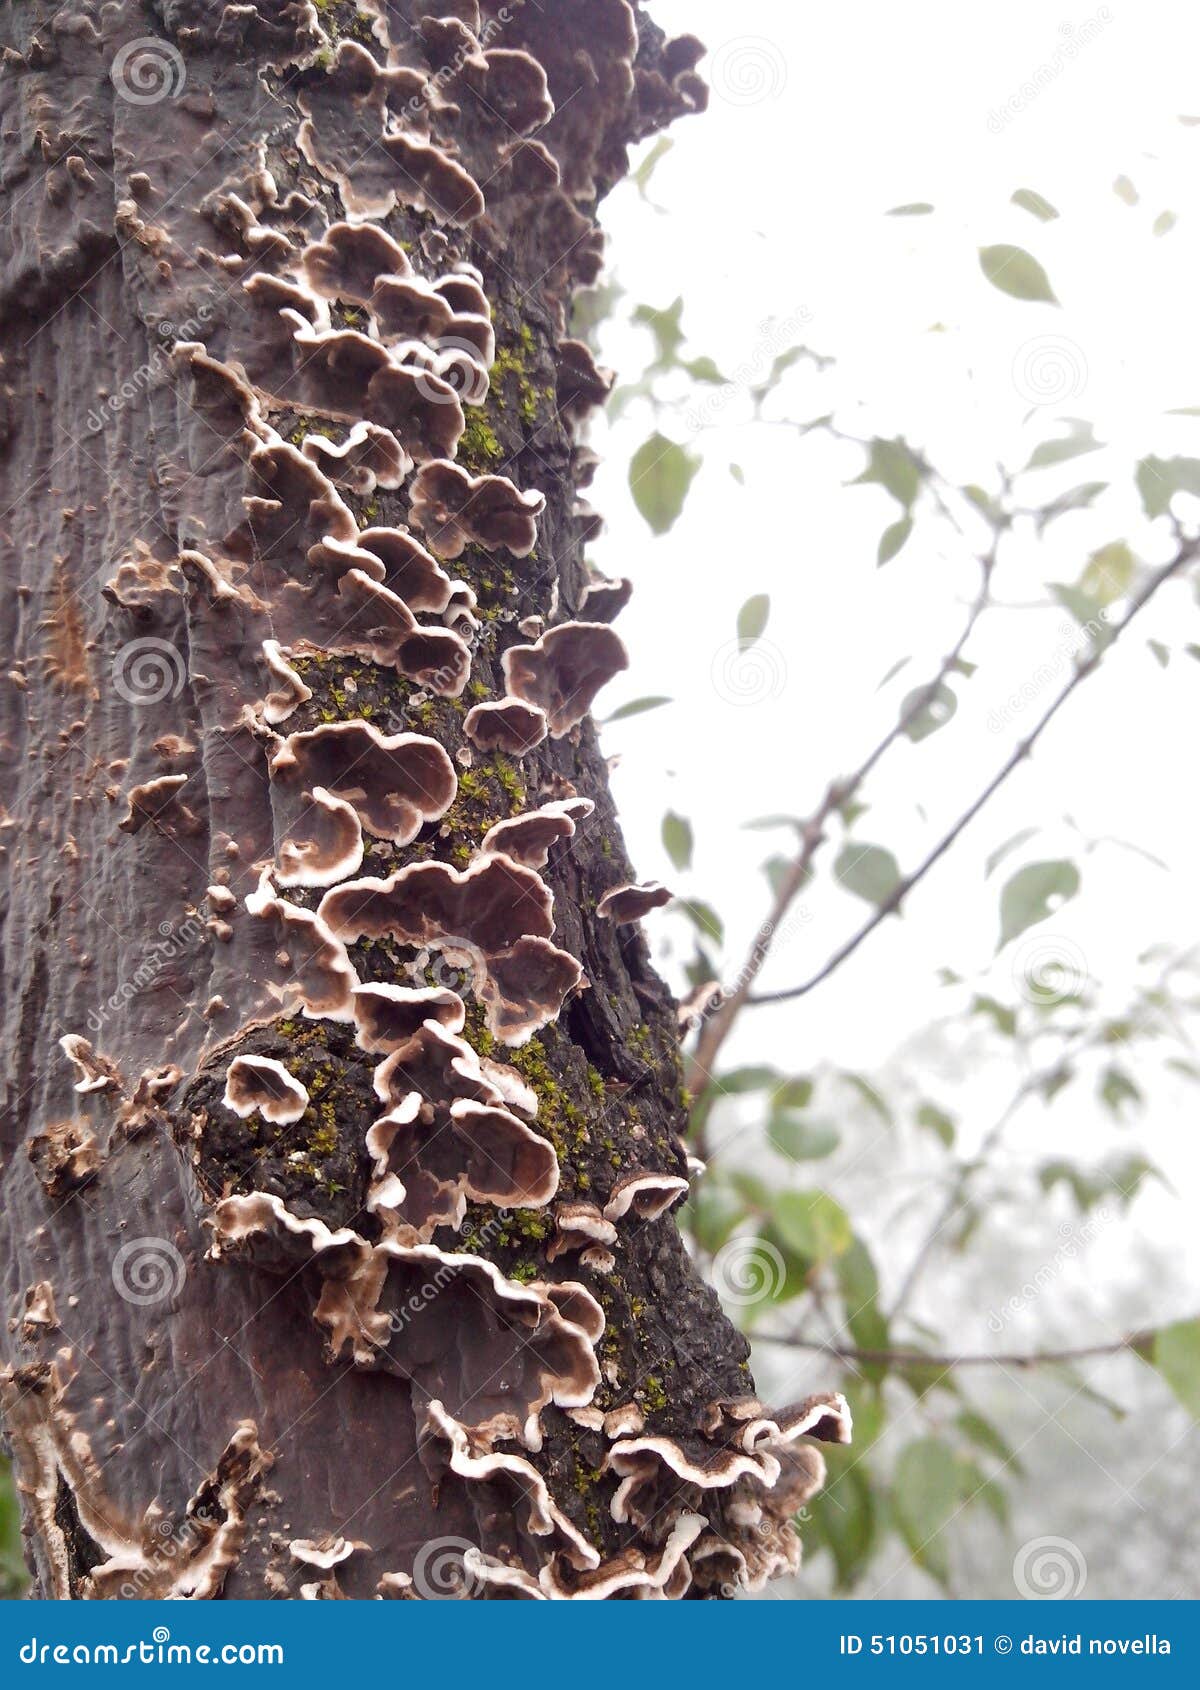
[457,412,503,470]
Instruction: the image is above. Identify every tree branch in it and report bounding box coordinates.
[755,1328,1166,1370]
[747,532,1200,1009]
[684,535,998,1099]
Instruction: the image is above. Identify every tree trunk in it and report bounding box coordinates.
[0,0,846,1600]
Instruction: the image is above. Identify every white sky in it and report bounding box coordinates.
[582,0,1200,1594]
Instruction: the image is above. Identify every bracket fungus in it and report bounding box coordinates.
[502,622,629,737]
[463,698,549,754]
[270,723,457,844]
[409,460,545,559]
[597,880,673,924]
[222,1054,310,1125]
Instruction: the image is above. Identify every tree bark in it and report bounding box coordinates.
[0,0,845,1599]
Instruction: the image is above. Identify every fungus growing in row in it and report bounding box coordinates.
[275,787,364,889]
[118,774,201,836]
[222,1054,310,1125]
[501,622,629,737]
[596,881,673,924]
[546,1200,618,1263]
[351,983,467,1054]
[300,421,412,496]
[244,872,359,1021]
[27,1119,102,1196]
[602,1170,689,1222]
[300,220,412,303]
[261,639,313,726]
[578,574,632,623]
[463,698,548,754]
[555,337,614,419]
[408,459,545,559]
[355,526,454,612]
[270,722,457,844]
[289,567,471,693]
[477,797,594,870]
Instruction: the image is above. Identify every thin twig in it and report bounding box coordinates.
[748,532,1200,1009]
[755,1328,1164,1370]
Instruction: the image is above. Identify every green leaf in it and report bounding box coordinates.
[1024,420,1103,471]
[1011,188,1059,222]
[1153,1318,1200,1419]
[971,994,1017,1037]
[1099,1065,1142,1120]
[1080,540,1136,604]
[601,695,673,723]
[886,201,935,216]
[773,1190,853,1263]
[774,1076,815,1109]
[682,1184,745,1254]
[632,135,673,196]
[810,1461,877,1588]
[877,515,913,566]
[717,1065,782,1095]
[956,1408,1023,1471]
[677,899,723,945]
[631,298,685,368]
[900,680,957,740]
[1148,639,1171,668]
[1034,480,1108,530]
[661,810,693,872]
[986,827,1040,877]
[836,1236,890,1353]
[877,656,912,689]
[768,1114,840,1162]
[1113,173,1139,205]
[835,842,902,908]
[892,1438,960,1582]
[728,462,745,485]
[979,243,1059,305]
[1154,210,1177,237]
[736,592,771,651]
[629,431,700,534]
[998,859,1080,947]
[1135,454,1200,519]
[683,354,726,384]
[839,1071,894,1125]
[916,1102,955,1147]
[855,438,925,508]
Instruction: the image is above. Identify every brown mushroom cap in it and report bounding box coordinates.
[463,698,548,754]
[270,722,457,844]
[409,459,545,559]
[501,621,628,737]
[603,1170,689,1222]
[352,983,467,1054]
[596,880,673,924]
[222,1054,310,1125]
[275,786,364,889]
[478,797,594,869]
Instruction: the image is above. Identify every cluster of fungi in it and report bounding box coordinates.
[0,0,847,1598]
